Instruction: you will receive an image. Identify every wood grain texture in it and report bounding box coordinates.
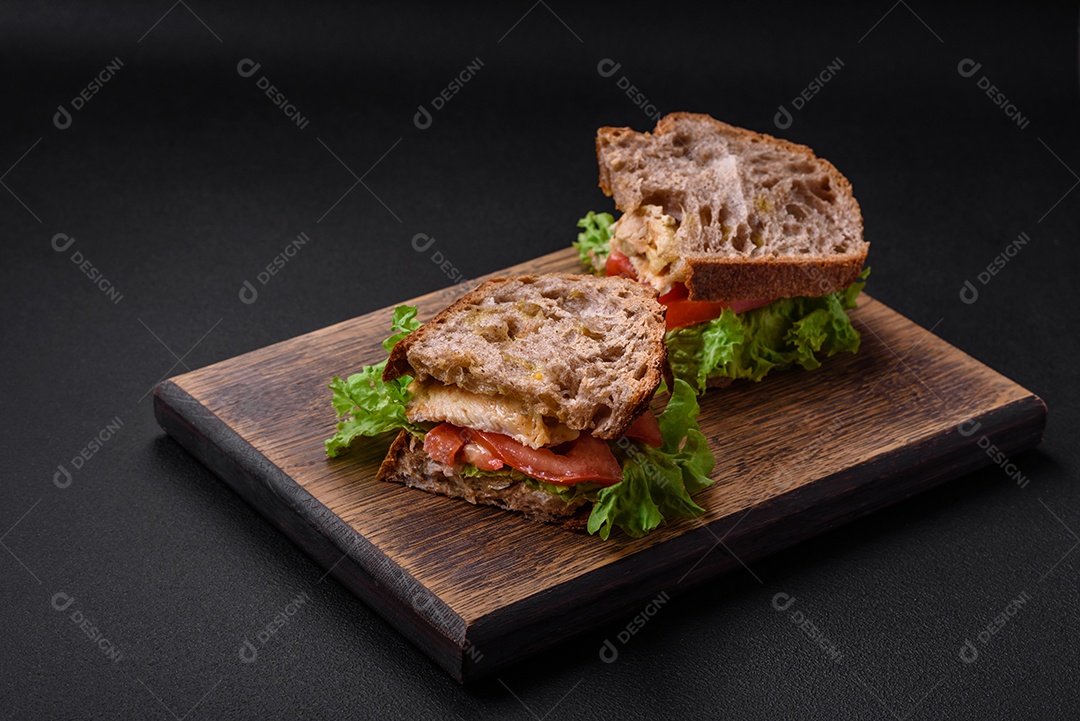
[154,247,1046,683]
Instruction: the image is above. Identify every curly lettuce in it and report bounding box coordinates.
[325,305,423,457]
[666,271,867,393]
[462,380,715,540]
[573,211,614,275]
[587,379,714,539]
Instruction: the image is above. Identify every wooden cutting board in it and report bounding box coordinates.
[153,248,1046,683]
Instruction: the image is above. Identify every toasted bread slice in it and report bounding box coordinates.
[384,273,666,440]
[596,112,868,300]
[377,430,588,528]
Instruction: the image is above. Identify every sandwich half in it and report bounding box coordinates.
[325,273,715,540]
[574,112,870,393]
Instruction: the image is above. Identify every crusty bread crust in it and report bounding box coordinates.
[598,112,855,200]
[685,251,867,301]
[383,274,666,440]
[383,278,497,384]
[377,430,589,529]
[596,112,868,300]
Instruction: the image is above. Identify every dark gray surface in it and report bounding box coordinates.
[1,2,1077,719]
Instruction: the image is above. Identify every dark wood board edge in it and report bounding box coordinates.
[458,394,1047,682]
[152,379,473,682]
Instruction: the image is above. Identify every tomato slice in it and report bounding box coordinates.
[624,409,662,447]
[423,423,623,486]
[605,250,638,280]
[469,429,623,487]
[423,423,468,465]
[727,298,774,314]
[663,298,734,331]
[660,282,774,331]
[461,441,504,471]
[656,283,689,304]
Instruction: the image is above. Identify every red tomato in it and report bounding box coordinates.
[656,284,689,304]
[605,250,638,280]
[660,282,773,331]
[624,409,663,447]
[469,429,623,487]
[461,441,504,471]
[423,423,468,465]
[663,298,734,331]
[423,423,623,486]
[726,298,775,314]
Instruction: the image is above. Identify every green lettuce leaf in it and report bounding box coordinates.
[455,380,715,540]
[667,270,869,393]
[573,211,614,275]
[381,304,421,353]
[325,305,423,457]
[587,379,716,540]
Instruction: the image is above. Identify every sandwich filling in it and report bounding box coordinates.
[575,211,867,393]
[406,375,664,488]
[608,204,683,296]
[325,303,716,539]
[406,379,580,449]
[405,378,637,488]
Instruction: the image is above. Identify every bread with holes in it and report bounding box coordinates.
[596,112,868,301]
[384,273,666,444]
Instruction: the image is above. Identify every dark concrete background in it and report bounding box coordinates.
[1,2,1077,719]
